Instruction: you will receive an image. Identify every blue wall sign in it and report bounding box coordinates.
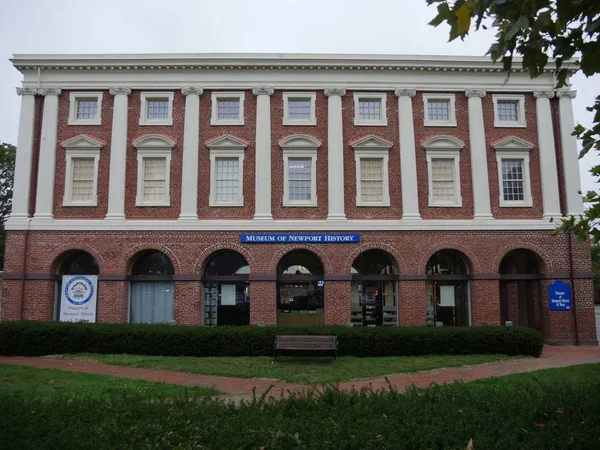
[548,280,572,311]
[241,233,360,243]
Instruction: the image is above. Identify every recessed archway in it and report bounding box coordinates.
[54,250,100,321]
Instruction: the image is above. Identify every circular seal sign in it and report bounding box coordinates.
[65,276,94,306]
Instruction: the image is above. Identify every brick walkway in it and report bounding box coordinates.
[1,346,599,403]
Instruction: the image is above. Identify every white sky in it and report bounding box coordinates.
[1,0,598,195]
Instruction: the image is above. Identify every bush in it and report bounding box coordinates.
[0,321,543,357]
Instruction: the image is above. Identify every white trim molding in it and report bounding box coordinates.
[423,93,456,127]
[139,91,174,126]
[493,136,534,207]
[61,135,104,206]
[133,134,176,207]
[351,135,393,206]
[206,135,249,207]
[211,91,245,125]
[423,136,465,207]
[68,91,103,125]
[278,134,321,207]
[353,92,388,126]
[283,91,316,126]
[492,94,526,128]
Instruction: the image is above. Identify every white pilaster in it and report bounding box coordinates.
[466,90,493,219]
[324,88,347,222]
[33,88,61,219]
[179,87,203,220]
[534,91,562,220]
[105,87,131,220]
[252,87,274,221]
[9,88,37,223]
[395,89,420,220]
[556,90,584,216]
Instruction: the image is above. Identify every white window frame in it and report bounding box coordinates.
[350,135,393,206]
[495,151,533,207]
[353,93,388,126]
[423,93,456,127]
[492,94,526,128]
[139,92,174,126]
[211,92,245,126]
[207,135,248,206]
[61,135,103,206]
[68,92,103,126]
[423,136,465,207]
[283,92,317,126]
[278,135,321,207]
[133,135,175,206]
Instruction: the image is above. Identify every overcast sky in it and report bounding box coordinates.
[1,0,598,194]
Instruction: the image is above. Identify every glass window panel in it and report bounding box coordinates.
[431,158,455,201]
[501,159,524,201]
[360,158,383,202]
[71,157,95,201]
[428,99,450,121]
[76,99,98,120]
[143,157,167,201]
[216,157,239,202]
[497,100,519,122]
[288,98,311,120]
[217,99,240,120]
[146,99,169,120]
[288,157,312,201]
[358,99,381,120]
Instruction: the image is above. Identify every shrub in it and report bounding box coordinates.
[0,321,543,357]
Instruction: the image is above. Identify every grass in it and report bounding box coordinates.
[0,364,221,400]
[60,353,523,383]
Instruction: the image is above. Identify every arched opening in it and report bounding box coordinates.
[425,250,471,326]
[203,250,250,326]
[350,250,398,326]
[277,250,324,326]
[499,249,543,330]
[129,251,174,324]
[55,251,100,322]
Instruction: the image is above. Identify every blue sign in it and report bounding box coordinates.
[64,275,95,306]
[241,233,360,243]
[548,280,572,311]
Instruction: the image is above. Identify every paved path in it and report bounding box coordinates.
[1,346,599,403]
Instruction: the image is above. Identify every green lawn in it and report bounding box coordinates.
[60,353,523,383]
[0,364,220,400]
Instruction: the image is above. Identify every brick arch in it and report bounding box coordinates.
[494,243,552,273]
[267,244,333,275]
[120,244,181,274]
[418,243,481,275]
[344,243,408,274]
[193,243,255,274]
[49,245,105,274]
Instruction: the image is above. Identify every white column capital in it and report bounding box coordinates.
[533,90,555,99]
[181,87,203,96]
[395,89,416,98]
[465,89,487,98]
[324,88,346,97]
[109,87,131,96]
[16,87,37,96]
[38,88,61,96]
[252,87,274,96]
[555,90,577,99]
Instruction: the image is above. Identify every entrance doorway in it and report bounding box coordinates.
[130,251,174,324]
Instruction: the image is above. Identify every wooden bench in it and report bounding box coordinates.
[274,335,338,361]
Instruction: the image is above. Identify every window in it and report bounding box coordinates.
[423,136,465,207]
[350,135,393,206]
[207,135,248,206]
[68,92,102,125]
[139,92,174,126]
[283,92,316,125]
[133,135,175,206]
[353,93,387,126]
[493,136,533,207]
[492,95,526,127]
[211,92,245,125]
[423,93,456,126]
[61,135,103,206]
[278,134,321,206]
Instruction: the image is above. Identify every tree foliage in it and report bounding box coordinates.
[0,143,16,269]
[427,0,600,241]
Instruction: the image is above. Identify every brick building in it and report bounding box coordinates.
[2,53,597,344]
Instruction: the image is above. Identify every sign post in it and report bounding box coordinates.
[59,275,98,322]
[548,280,572,311]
